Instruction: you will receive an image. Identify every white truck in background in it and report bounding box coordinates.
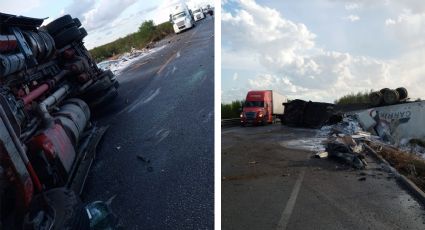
[170,4,195,34]
[193,7,205,21]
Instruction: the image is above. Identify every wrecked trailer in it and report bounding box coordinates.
[281,99,341,128]
[0,13,119,229]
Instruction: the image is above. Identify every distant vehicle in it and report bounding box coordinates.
[203,5,214,16]
[240,90,287,126]
[170,4,195,34]
[193,7,205,21]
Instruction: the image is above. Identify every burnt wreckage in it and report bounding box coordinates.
[0,13,118,229]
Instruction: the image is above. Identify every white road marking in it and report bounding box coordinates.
[127,88,161,113]
[155,129,170,144]
[276,170,305,230]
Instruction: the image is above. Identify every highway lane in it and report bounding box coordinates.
[222,125,425,230]
[83,16,214,229]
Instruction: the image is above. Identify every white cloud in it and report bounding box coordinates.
[64,0,96,20]
[232,73,239,80]
[385,18,396,25]
[222,0,425,103]
[384,9,425,48]
[83,0,138,31]
[0,0,40,14]
[344,3,360,10]
[343,14,360,22]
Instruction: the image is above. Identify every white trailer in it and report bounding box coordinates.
[272,91,287,115]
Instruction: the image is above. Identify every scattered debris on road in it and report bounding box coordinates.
[97,45,166,76]
[314,151,329,159]
[137,154,150,163]
[284,94,425,192]
[85,195,119,229]
[358,177,367,181]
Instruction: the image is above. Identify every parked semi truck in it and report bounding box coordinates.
[193,7,205,21]
[240,90,287,126]
[0,13,118,229]
[170,4,195,34]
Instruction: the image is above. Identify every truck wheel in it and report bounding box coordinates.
[46,15,75,36]
[54,26,81,48]
[23,188,90,230]
[78,28,88,40]
[87,86,118,108]
[73,18,82,28]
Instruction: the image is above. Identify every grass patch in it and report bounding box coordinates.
[89,20,174,62]
[222,100,244,119]
[368,142,425,191]
[334,90,374,105]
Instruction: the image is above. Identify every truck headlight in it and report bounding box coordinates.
[258,113,263,118]
[240,113,243,118]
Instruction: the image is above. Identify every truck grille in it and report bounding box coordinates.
[196,15,201,20]
[245,112,256,119]
[177,21,184,27]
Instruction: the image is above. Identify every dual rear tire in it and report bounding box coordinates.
[45,15,87,49]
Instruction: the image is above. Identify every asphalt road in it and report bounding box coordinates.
[222,125,425,230]
[82,16,214,229]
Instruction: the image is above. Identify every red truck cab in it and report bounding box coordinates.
[240,90,287,126]
[240,91,273,125]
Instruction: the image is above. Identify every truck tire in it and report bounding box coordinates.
[369,91,383,106]
[87,86,118,108]
[396,87,408,100]
[73,18,82,28]
[383,89,399,105]
[23,188,90,230]
[379,88,390,94]
[46,15,75,36]
[54,26,81,48]
[78,28,88,40]
[85,73,114,95]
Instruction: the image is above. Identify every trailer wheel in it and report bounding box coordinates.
[73,18,82,28]
[78,28,88,40]
[54,26,81,49]
[46,15,75,36]
[23,188,89,230]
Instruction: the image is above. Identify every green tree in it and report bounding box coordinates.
[221,100,245,119]
[334,90,373,105]
[138,20,156,42]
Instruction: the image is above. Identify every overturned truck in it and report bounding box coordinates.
[281,99,341,128]
[0,13,119,229]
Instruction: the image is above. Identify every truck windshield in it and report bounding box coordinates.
[194,9,201,13]
[245,101,264,107]
[173,12,186,20]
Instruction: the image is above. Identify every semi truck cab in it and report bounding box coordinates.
[193,8,205,21]
[170,4,194,34]
[240,91,273,125]
[240,90,286,126]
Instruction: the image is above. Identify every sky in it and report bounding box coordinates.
[222,0,425,103]
[0,0,213,49]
